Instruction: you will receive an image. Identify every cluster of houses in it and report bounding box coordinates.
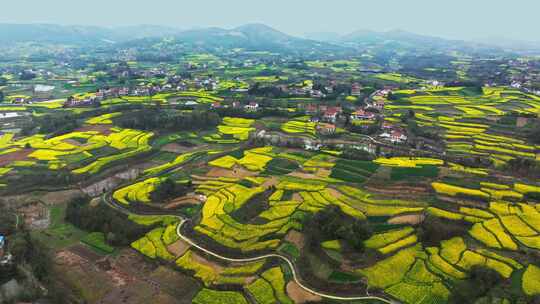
[380,122,408,143]
[300,104,343,123]
[275,81,332,98]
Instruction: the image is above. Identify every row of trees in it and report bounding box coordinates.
[116,108,220,131]
[65,196,149,247]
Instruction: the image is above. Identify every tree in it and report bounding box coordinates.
[305,206,372,251]
[528,123,540,144]
[151,178,190,202]
[0,209,16,235]
[449,266,504,304]
[19,71,36,81]
[418,215,471,246]
[0,91,4,102]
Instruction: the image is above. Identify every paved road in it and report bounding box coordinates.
[102,193,397,304]
[175,219,398,304]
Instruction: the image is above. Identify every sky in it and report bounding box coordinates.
[1,0,539,42]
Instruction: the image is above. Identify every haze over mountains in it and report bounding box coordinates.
[0,23,538,53]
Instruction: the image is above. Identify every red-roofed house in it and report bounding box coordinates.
[351,109,376,120]
[323,108,339,123]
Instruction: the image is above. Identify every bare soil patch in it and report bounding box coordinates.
[285,230,305,249]
[288,171,321,180]
[206,166,256,179]
[0,149,31,166]
[163,195,203,209]
[261,176,278,188]
[17,202,48,229]
[167,240,190,258]
[190,251,224,273]
[63,138,84,147]
[292,193,304,203]
[388,213,425,225]
[41,189,84,205]
[325,187,343,199]
[78,124,113,135]
[54,247,198,304]
[316,168,331,178]
[161,143,189,154]
[286,281,322,304]
[68,244,104,263]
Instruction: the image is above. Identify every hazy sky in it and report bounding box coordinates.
[1,0,539,41]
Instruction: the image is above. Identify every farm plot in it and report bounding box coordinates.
[195,179,298,252]
[72,129,154,174]
[85,112,121,124]
[209,147,274,172]
[193,171,417,253]
[176,249,266,286]
[113,177,162,205]
[523,265,540,296]
[384,86,540,166]
[192,288,248,304]
[204,117,255,144]
[0,128,154,173]
[144,151,199,175]
[358,245,450,304]
[359,234,524,304]
[281,118,317,137]
[245,267,293,304]
[131,219,180,260]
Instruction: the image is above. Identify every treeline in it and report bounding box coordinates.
[65,196,149,247]
[215,107,297,120]
[115,108,220,131]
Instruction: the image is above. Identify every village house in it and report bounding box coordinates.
[63,95,100,108]
[351,83,362,96]
[119,87,130,96]
[33,84,55,99]
[304,140,322,151]
[322,106,342,123]
[304,104,319,115]
[245,101,259,111]
[380,128,408,143]
[350,108,376,121]
[372,99,385,111]
[211,101,222,109]
[324,86,334,94]
[511,81,522,89]
[310,90,325,98]
[185,100,199,106]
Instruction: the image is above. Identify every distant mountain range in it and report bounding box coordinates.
[0,23,343,54]
[0,23,179,44]
[0,23,538,54]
